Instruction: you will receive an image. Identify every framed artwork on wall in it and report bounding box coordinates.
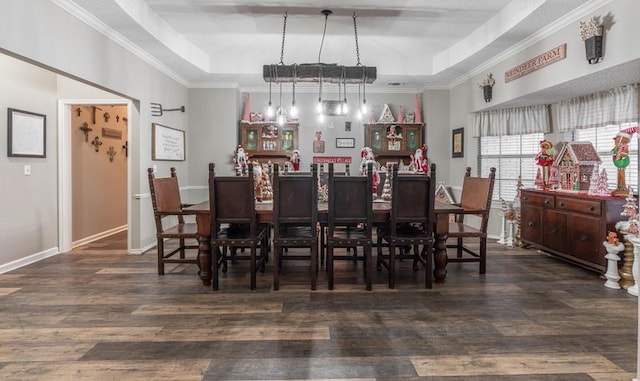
[452,127,464,158]
[7,108,46,158]
[152,123,185,161]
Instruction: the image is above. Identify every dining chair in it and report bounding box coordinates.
[326,163,374,290]
[376,163,436,289]
[208,162,269,290]
[147,167,199,275]
[447,166,496,274]
[272,163,319,290]
[318,163,354,265]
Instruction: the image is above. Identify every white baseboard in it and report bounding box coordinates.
[0,247,59,274]
[72,225,127,248]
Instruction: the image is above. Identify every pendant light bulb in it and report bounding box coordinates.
[356,110,363,120]
[290,101,298,119]
[316,98,323,114]
[318,113,324,123]
[342,99,349,115]
[361,99,368,115]
[267,101,274,117]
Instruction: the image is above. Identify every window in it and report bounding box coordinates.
[479,133,544,201]
[574,122,638,191]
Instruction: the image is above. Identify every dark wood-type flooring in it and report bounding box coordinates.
[0,230,637,380]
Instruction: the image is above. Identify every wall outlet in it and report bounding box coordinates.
[24,165,31,176]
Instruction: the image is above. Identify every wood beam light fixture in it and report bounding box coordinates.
[264,10,376,123]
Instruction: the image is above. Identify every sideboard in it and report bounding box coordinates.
[520,189,627,272]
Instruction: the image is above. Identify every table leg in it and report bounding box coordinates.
[195,214,211,286]
[434,213,449,283]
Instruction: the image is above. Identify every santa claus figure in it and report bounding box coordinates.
[290,149,301,171]
[360,147,380,196]
[535,139,555,188]
[412,145,429,173]
[233,145,249,175]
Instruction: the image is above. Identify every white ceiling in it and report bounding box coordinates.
[58,0,639,104]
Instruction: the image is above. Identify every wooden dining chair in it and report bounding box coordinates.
[208,162,269,290]
[376,163,436,288]
[147,167,199,275]
[272,163,319,290]
[326,163,374,290]
[318,163,354,265]
[447,166,496,274]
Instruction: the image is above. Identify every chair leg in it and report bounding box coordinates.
[480,237,487,274]
[212,244,220,291]
[389,243,396,289]
[273,244,281,291]
[157,238,164,275]
[179,237,185,259]
[425,242,433,289]
[327,244,334,290]
[311,241,318,291]
[457,237,463,258]
[365,243,373,291]
[250,245,257,290]
[376,233,383,271]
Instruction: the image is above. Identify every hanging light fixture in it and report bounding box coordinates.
[263,9,376,114]
[290,64,298,119]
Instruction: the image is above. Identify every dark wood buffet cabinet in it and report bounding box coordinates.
[239,121,298,164]
[520,189,626,272]
[364,123,424,166]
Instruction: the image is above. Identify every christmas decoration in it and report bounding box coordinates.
[611,126,639,196]
[360,147,380,197]
[381,169,392,201]
[260,168,273,201]
[593,168,610,195]
[411,144,428,173]
[242,92,251,121]
[534,168,544,189]
[535,139,555,188]
[233,145,249,175]
[378,104,395,123]
[289,149,301,171]
[414,94,423,124]
[397,105,404,123]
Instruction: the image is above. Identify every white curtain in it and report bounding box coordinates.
[472,104,550,137]
[557,83,639,132]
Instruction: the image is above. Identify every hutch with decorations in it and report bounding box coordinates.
[239,121,298,165]
[364,123,424,166]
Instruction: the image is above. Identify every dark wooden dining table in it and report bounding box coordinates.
[185,199,462,287]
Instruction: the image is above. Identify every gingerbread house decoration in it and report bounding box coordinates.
[552,141,601,191]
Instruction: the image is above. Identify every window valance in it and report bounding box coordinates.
[557,83,639,132]
[472,104,550,137]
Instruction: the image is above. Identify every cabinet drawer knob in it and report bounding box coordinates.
[523,196,528,201]
[580,234,588,241]
[544,200,549,205]
[559,202,565,207]
[551,228,559,234]
[588,206,595,211]
[527,221,534,227]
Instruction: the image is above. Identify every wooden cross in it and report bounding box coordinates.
[107,146,117,162]
[79,122,93,142]
[91,136,103,152]
[122,141,128,157]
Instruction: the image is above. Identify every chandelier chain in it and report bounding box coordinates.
[279,12,288,65]
[353,12,361,66]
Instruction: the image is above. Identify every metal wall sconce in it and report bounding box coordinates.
[579,17,604,64]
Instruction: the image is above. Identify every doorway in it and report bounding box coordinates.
[57,99,133,253]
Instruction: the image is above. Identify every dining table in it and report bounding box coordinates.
[185,199,462,287]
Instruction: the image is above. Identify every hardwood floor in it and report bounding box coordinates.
[0,232,636,380]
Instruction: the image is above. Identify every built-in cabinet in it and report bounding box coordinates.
[239,121,298,164]
[364,123,424,166]
[520,189,626,272]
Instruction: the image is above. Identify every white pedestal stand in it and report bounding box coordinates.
[497,213,507,245]
[602,241,624,289]
[626,235,640,296]
[506,221,515,248]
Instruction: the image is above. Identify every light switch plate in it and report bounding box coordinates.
[24,165,31,176]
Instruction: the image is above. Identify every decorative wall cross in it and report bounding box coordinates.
[79,122,93,142]
[91,136,103,152]
[107,146,117,162]
[122,140,128,157]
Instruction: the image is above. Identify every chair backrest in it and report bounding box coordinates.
[327,163,372,232]
[458,166,496,230]
[273,163,318,230]
[208,162,257,237]
[148,167,185,230]
[390,163,436,235]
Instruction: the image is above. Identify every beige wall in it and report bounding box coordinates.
[71,104,128,243]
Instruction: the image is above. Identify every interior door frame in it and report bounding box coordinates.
[57,99,133,253]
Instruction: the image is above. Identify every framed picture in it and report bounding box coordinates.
[452,127,464,158]
[7,108,46,158]
[152,123,185,161]
[336,137,355,148]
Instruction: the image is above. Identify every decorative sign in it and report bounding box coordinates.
[152,123,185,161]
[313,156,352,164]
[504,44,566,83]
[102,127,122,139]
